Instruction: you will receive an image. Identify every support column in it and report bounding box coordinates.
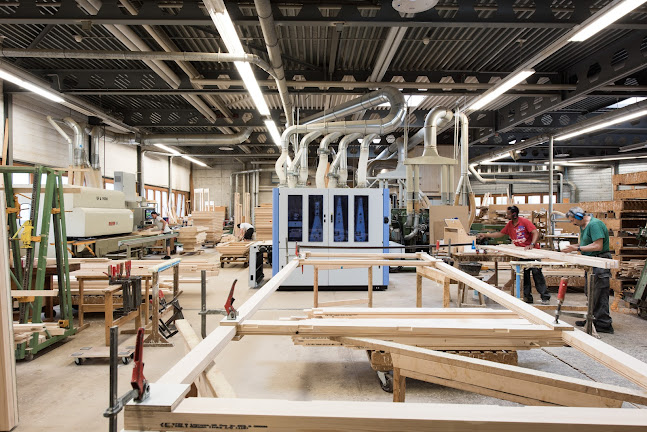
[137,146,144,198]
[3,92,12,165]
[549,136,554,235]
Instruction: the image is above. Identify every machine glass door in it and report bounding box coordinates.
[287,195,303,242]
[354,195,369,242]
[308,195,325,242]
[331,194,349,243]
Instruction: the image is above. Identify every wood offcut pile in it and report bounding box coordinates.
[192,207,225,243]
[177,226,207,252]
[13,323,65,347]
[216,241,252,256]
[254,204,273,241]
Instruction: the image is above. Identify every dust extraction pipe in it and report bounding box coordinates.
[287,131,322,188]
[328,133,363,188]
[276,88,406,185]
[423,107,453,157]
[357,133,378,188]
[63,117,88,166]
[142,128,253,146]
[316,132,343,188]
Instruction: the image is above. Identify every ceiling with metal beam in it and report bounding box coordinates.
[0,0,646,163]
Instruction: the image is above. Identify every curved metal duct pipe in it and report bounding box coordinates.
[424,107,453,157]
[295,131,323,187]
[0,47,276,80]
[276,88,406,185]
[357,133,378,188]
[90,126,102,169]
[47,116,73,165]
[455,112,471,204]
[142,128,252,146]
[469,164,578,196]
[315,132,343,189]
[63,117,88,166]
[253,0,294,125]
[328,133,363,188]
[367,128,424,176]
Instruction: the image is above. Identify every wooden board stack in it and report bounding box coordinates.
[192,207,225,243]
[216,241,253,257]
[613,170,647,199]
[177,226,207,252]
[254,203,273,241]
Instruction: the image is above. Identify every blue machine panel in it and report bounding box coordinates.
[333,195,348,242]
[354,195,369,242]
[308,195,324,242]
[287,195,303,242]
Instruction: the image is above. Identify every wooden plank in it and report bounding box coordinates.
[307,308,518,320]
[612,171,647,186]
[175,320,236,398]
[0,191,18,431]
[299,259,430,267]
[11,290,59,297]
[344,338,647,407]
[482,245,618,269]
[431,262,573,331]
[124,397,647,431]
[563,330,647,391]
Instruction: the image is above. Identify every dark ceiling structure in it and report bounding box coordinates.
[0,0,646,163]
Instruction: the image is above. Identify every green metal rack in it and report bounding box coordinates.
[2,166,76,360]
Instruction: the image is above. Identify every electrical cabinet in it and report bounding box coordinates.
[272,188,390,289]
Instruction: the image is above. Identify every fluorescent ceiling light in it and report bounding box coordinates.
[373,138,381,144]
[0,69,64,103]
[569,0,647,42]
[466,70,535,111]
[182,155,209,167]
[219,146,234,151]
[481,153,511,164]
[379,91,426,107]
[549,152,647,164]
[264,119,282,146]
[555,109,647,141]
[604,96,647,109]
[153,143,180,155]
[618,140,647,152]
[204,0,269,116]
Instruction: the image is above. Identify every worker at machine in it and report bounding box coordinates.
[562,206,614,334]
[476,205,551,305]
[149,211,172,260]
[237,222,255,241]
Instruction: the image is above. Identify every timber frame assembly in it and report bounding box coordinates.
[123,252,647,431]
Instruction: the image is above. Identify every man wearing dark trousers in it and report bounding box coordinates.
[562,206,614,334]
[477,205,551,305]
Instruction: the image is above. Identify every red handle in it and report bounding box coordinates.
[557,278,568,301]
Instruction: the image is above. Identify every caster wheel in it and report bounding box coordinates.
[220,262,225,268]
[24,353,34,362]
[74,358,83,366]
[377,371,393,393]
[244,262,249,268]
[122,356,131,365]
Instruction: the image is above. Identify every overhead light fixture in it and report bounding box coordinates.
[204,0,270,116]
[555,109,647,141]
[569,0,647,42]
[218,146,234,151]
[604,96,647,110]
[373,138,381,144]
[182,155,209,167]
[548,152,647,164]
[619,140,647,152]
[153,143,181,155]
[0,69,64,103]
[264,119,282,146]
[466,69,535,111]
[481,153,511,164]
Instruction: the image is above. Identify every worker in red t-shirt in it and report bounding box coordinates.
[476,205,550,305]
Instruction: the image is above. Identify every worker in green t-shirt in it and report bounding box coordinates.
[562,206,614,334]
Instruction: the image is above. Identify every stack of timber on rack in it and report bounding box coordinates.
[216,241,253,267]
[613,170,647,199]
[254,203,273,241]
[579,199,647,296]
[177,226,207,253]
[192,207,225,244]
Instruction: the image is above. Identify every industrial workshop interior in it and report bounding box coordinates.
[4,0,647,431]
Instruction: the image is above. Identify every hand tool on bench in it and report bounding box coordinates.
[554,277,567,324]
[224,279,239,320]
[104,326,150,432]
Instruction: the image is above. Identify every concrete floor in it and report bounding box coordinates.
[12,250,647,431]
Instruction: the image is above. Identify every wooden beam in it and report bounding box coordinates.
[304,252,422,259]
[482,245,619,269]
[175,320,236,398]
[124,397,647,431]
[159,260,299,385]
[433,262,573,330]
[298,259,430,267]
[306,308,518,320]
[0,191,18,431]
[11,290,59,297]
[563,330,647,391]
[341,338,647,407]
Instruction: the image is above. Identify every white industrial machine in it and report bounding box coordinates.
[64,187,134,237]
[272,187,390,289]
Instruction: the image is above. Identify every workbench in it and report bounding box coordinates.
[451,251,513,289]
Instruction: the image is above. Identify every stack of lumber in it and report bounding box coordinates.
[254,204,273,241]
[192,207,225,243]
[220,234,236,244]
[613,170,647,199]
[177,226,207,252]
[579,199,647,293]
[13,322,65,346]
[216,241,253,257]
